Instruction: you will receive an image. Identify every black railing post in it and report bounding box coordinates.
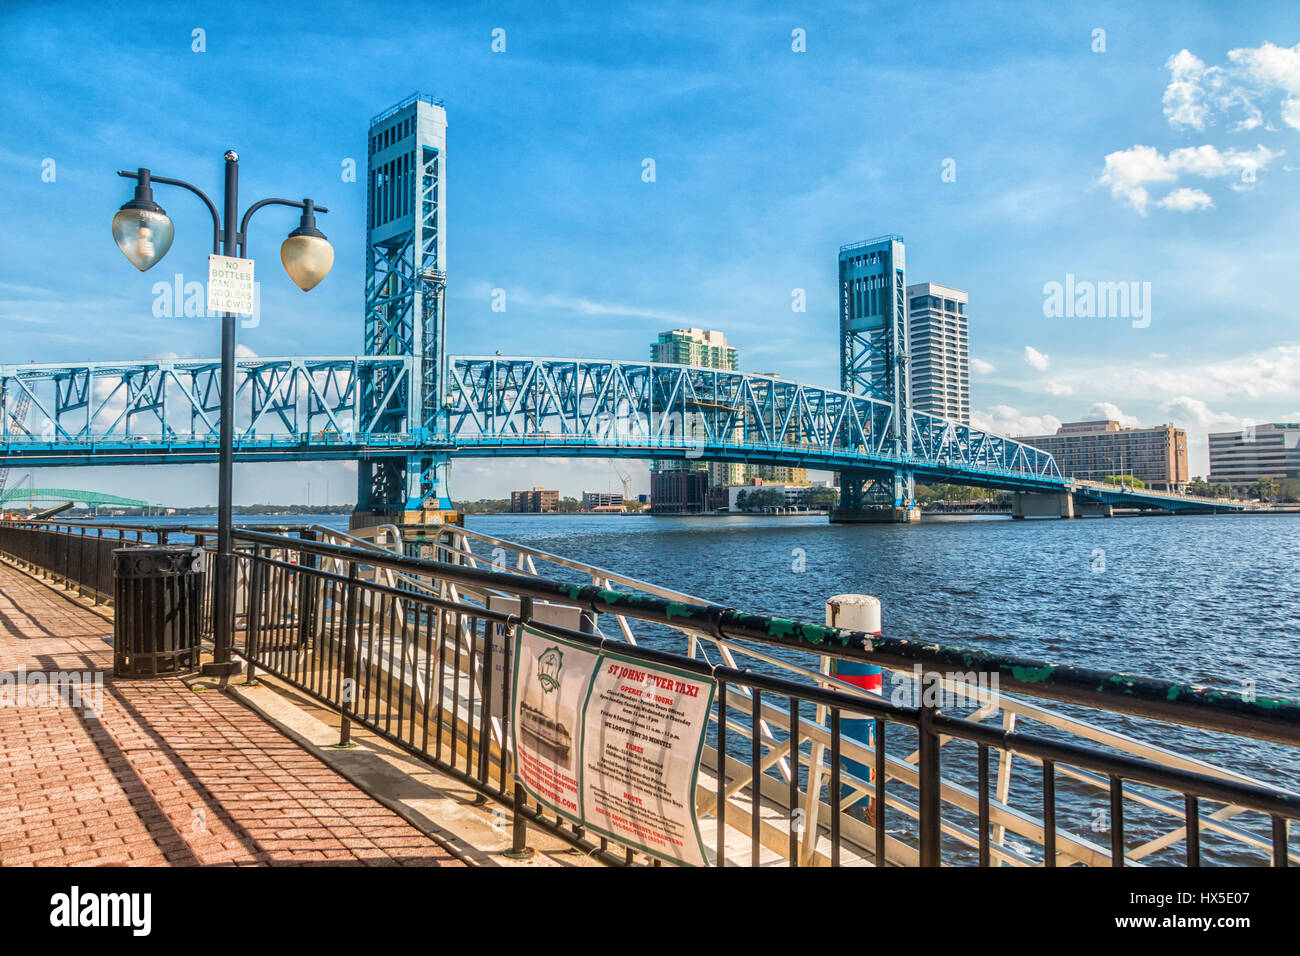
[296,529,318,648]
[505,596,535,859]
[918,671,942,867]
[337,562,360,748]
[243,549,265,685]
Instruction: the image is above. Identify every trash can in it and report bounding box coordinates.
[113,546,206,677]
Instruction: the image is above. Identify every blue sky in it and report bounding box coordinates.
[1,0,1298,505]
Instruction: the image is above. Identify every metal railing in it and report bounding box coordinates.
[235,523,1300,867]
[3,517,1298,866]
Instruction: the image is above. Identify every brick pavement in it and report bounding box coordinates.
[0,561,464,867]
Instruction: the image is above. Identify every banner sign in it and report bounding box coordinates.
[511,625,716,867]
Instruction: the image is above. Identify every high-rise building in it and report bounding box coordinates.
[651,328,738,369]
[906,282,969,424]
[1015,420,1189,491]
[650,329,738,505]
[1209,423,1300,488]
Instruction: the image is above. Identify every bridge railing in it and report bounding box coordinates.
[232,523,1298,867]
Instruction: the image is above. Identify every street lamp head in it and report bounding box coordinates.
[112,168,174,271]
[280,199,334,291]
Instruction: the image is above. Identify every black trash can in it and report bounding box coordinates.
[113,546,206,677]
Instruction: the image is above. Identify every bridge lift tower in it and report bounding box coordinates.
[833,234,920,522]
[352,93,457,530]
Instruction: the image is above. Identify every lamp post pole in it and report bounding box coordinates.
[113,152,334,678]
[210,150,241,677]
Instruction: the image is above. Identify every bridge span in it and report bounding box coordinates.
[0,352,1239,516]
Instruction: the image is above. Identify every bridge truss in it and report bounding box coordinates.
[0,356,416,466]
[445,356,1064,490]
[0,353,1245,513]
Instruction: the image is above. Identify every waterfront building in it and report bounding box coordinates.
[1209,423,1300,488]
[509,487,559,513]
[1015,420,1189,491]
[581,491,624,511]
[649,469,710,513]
[650,328,740,495]
[744,463,809,485]
[906,282,969,424]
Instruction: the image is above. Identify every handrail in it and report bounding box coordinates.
[227,526,1300,747]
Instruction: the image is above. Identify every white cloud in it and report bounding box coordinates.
[1023,346,1050,371]
[1042,380,1074,396]
[1161,396,1241,429]
[970,358,996,375]
[972,403,1060,437]
[1156,187,1214,212]
[465,281,695,325]
[1099,143,1280,213]
[1085,402,1140,427]
[1165,42,1300,133]
[1163,50,1213,130]
[1007,344,1300,405]
[235,344,258,359]
[971,405,1062,438]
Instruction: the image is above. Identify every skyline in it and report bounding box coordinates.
[2,2,1299,505]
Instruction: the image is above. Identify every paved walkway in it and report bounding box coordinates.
[0,562,464,867]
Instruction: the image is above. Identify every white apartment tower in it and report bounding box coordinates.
[906,282,969,424]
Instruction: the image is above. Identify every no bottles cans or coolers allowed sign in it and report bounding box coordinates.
[511,625,716,867]
[207,255,255,315]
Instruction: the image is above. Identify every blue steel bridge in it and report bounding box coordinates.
[0,93,1240,520]
[0,352,1234,516]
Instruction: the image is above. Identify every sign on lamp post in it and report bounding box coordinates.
[207,255,256,315]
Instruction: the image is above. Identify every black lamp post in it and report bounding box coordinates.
[113,151,333,677]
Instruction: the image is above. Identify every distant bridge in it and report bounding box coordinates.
[0,487,150,509]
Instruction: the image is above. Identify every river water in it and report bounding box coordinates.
[108,509,1299,862]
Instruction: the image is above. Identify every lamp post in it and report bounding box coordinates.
[113,151,333,677]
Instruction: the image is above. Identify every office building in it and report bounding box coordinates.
[651,328,738,369]
[509,487,558,513]
[581,491,624,511]
[1209,423,1300,488]
[906,282,969,424]
[1014,420,1189,491]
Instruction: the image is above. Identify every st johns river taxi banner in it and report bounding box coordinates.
[510,625,716,867]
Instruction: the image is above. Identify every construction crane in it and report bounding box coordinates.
[610,460,632,506]
[0,391,32,500]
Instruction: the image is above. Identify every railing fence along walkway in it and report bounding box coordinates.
[1,518,1297,867]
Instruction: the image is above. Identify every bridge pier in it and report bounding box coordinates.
[1011,492,1075,519]
[1072,497,1114,518]
[831,469,920,523]
[829,505,921,523]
